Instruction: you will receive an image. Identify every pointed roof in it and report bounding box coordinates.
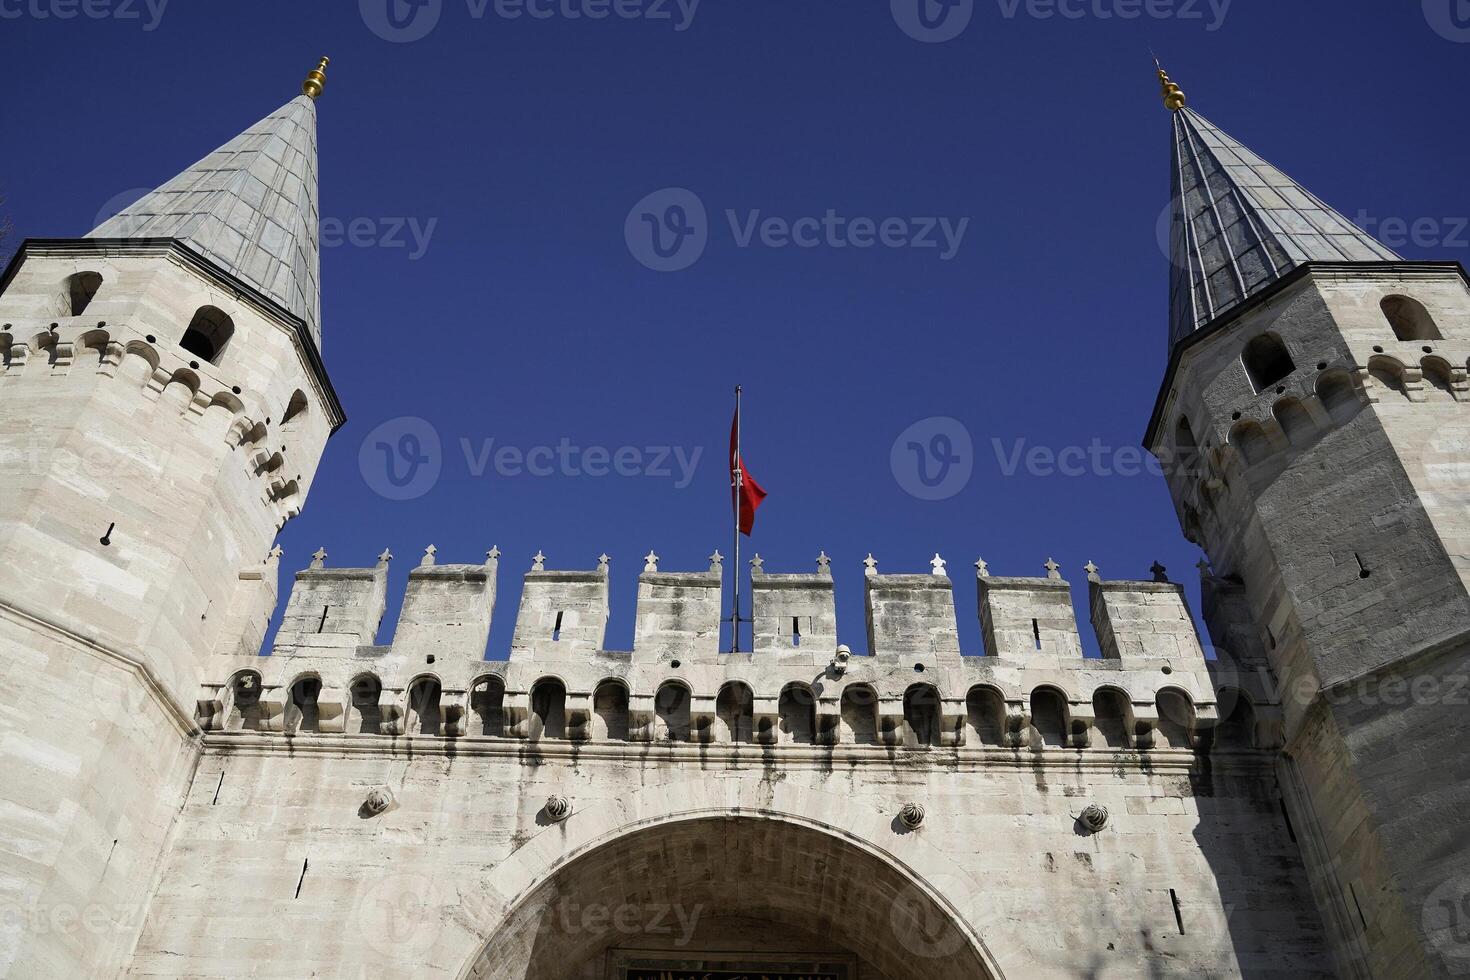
[1167,99,1399,350]
[88,94,322,345]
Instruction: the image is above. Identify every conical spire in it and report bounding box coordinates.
[88,68,325,346]
[1164,70,1399,350]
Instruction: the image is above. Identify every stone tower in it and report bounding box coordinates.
[1145,69,1470,977]
[0,62,342,977]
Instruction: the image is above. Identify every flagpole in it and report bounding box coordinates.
[731,384,743,654]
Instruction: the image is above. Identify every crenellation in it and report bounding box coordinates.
[864,560,962,664]
[751,555,837,661]
[391,551,498,662]
[977,566,1085,663]
[273,555,389,655]
[632,564,722,664]
[510,560,608,662]
[1089,575,1209,665]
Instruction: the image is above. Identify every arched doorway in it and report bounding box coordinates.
[461,815,997,980]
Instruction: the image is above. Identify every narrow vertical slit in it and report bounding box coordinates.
[552,611,563,642]
[294,858,309,899]
[1355,553,1371,579]
[1169,888,1185,935]
[212,772,225,806]
[792,617,801,647]
[1032,618,1041,650]
[317,605,329,633]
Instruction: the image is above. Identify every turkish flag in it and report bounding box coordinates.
[730,410,767,536]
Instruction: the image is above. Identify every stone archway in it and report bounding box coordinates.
[461,814,1000,980]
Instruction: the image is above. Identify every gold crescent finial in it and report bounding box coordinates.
[302,56,330,99]
[1157,62,1186,111]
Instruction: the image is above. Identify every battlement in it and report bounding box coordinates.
[195,547,1283,753]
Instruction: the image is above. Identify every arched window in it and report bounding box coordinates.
[470,676,504,737]
[1029,688,1068,748]
[66,272,103,316]
[530,678,567,740]
[1381,295,1442,342]
[1212,690,1256,751]
[180,306,235,364]
[717,682,754,744]
[285,677,321,734]
[1091,689,1130,748]
[227,671,264,732]
[779,684,816,744]
[407,677,443,736]
[1242,333,1295,392]
[965,686,1005,747]
[282,389,309,426]
[1155,690,1195,749]
[903,684,941,748]
[1315,369,1360,423]
[349,675,383,735]
[840,685,878,746]
[655,682,690,742]
[593,680,629,741]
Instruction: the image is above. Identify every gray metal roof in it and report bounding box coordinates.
[1168,107,1398,350]
[89,95,322,345]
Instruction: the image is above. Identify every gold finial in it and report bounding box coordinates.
[1156,60,1186,112]
[302,56,330,100]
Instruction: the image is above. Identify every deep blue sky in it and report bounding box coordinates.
[5,1,1466,658]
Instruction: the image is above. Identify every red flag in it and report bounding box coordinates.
[730,409,767,536]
